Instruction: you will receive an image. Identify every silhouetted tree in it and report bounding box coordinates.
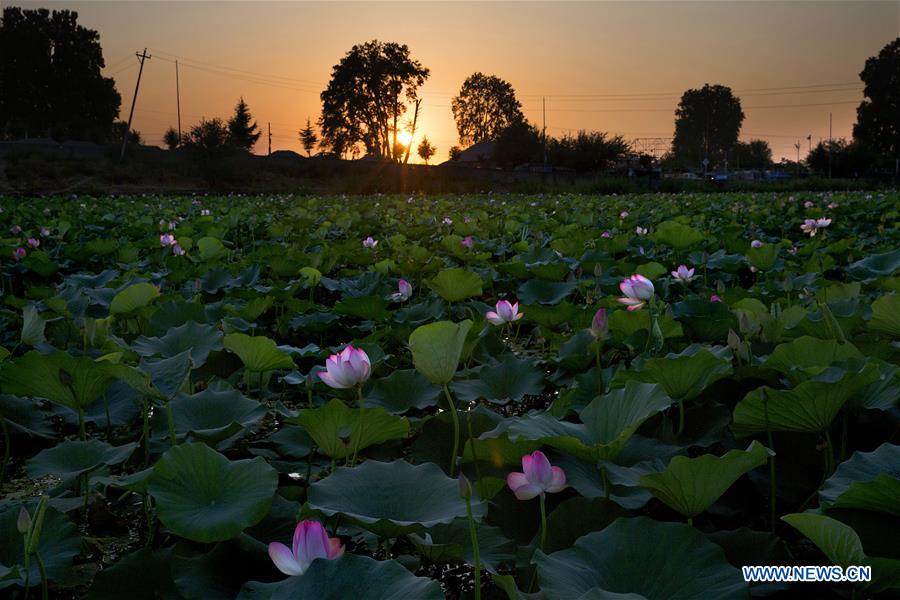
[731,139,773,169]
[111,121,141,145]
[187,118,231,159]
[227,97,261,152]
[0,6,121,141]
[547,131,630,172]
[493,120,543,168]
[448,146,462,161]
[163,127,180,150]
[299,118,318,157]
[452,73,525,147]
[672,84,744,169]
[854,37,899,166]
[417,136,436,164]
[319,40,429,161]
[807,139,875,178]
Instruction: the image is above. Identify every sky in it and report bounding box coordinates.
[13,0,900,162]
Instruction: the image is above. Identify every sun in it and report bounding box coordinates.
[397,131,413,146]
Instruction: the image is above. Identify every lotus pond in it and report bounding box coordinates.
[0,191,898,599]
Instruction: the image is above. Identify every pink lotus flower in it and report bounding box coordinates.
[710,294,722,302]
[751,240,763,248]
[601,230,611,238]
[827,202,839,209]
[590,308,608,339]
[26,238,40,249]
[40,227,50,237]
[671,265,695,283]
[619,211,629,219]
[10,225,22,235]
[486,300,523,325]
[804,200,814,208]
[12,247,26,260]
[800,218,831,237]
[507,450,566,500]
[160,233,176,247]
[617,274,654,311]
[318,345,371,389]
[635,226,648,236]
[362,236,378,249]
[442,217,453,225]
[390,278,412,302]
[173,244,185,256]
[460,235,474,249]
[268,520,344,576]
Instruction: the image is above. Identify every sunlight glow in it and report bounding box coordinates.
[397,131,413,146]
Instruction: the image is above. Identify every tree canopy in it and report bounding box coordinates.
[548,131,630,172]
[853,37,899,161]
[672,84,744,169]
[299,118,318,157]
[227,97,261,153]
[451,73,525,147]
[731,139,773,170]
[417,136,436,164]
[319,40,429,161]
[0,6,121,141]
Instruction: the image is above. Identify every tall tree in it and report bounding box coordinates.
[0,6,120,141]
[853,37,899,165]
[672,84,744,169]
[452,73,525,147]
[319,40,429,161]
[493,120,543,168]
[187,117,231,159]
[227,97,261,152]
[547,131,630,172]
[417,136,436,164]
[298,118,318,157]
[807,139,875,178]
[731,139,773,169]
[163,127,180,150]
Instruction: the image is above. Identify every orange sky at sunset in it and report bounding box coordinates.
[15,0,900,163]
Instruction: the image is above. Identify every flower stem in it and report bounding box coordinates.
[1,417,10,486]
[465,495,482,600]
[538,493,548,551]
[35,552,47,600]
[675,397,685,438]
[165,400,176,447]
[442,384,460,477]
[351,387,365,465]
[78,407,86,441]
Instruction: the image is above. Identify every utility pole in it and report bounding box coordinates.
[119,48,151,162]
[542,96,547,167]
[268,122,272,156]
[176,60,182,143]
[807,134,811,154]
[828,112,833,179]
[794,141,801,177]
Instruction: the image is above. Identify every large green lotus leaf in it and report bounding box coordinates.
[132,321,223,367]
[782,513,865,568]
[139,350,193,399]
[237,554,444,600]
[334,295,389,320]
[746,243,779,272]
[733,362,880,436]
[762,337,863,385]
[670,298,736,342]
[0,504,81,589]
[170,542,274,600]
[109,282,160,316]
[367,369,442,414]
[224,333,294,372]
[820,443,900,516]
[541,497,629,554]
[26,439,137,486]
[409,320,473,385]
[170,386,267,446]
[848,249,900,279]
[148,442,277,543]
[197,236,226,261]
[517,279,577,305]
[652,220,705,250]
[307,460,485,537]
[88,547,181,599]
[286,399,409,459]
[639,441,771,518]
[427,268,482,302]
[451,355,544,405]
[869,295,900,337]
[21,304,46,347]
[487,381,673,462]
[409,518,516,574]
[629,345,732,400]
[607,309,683,340]
[0,351,120,410]
[534,517,748,600]
[0,394,55,438]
